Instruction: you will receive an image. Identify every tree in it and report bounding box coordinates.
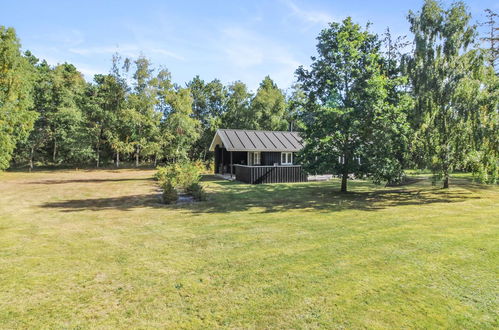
[223,81,252,129]
[19,56,52,170]
[460,64,499,184]
[297,17,410,192]
[127,56,161,167]
[285,83,307,132]
[407,0,482,188]
[367,27,413,184]
[102,54,133,168]
[161,87,200,162]
[481,9,499,73]
[249,76,288,130]
[187,76,228,160]
[46,63,91,164]
[0,26,37,170]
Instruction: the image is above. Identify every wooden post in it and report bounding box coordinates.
[230,151,233,178]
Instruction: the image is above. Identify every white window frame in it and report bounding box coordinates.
[248,151,261,165]
[281,152,293,165]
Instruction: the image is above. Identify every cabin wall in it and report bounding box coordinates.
[215,146,248,174]
[215,147,299,175]
[261,152,280,165]
[261,152,298,165]
[234,165,307,184]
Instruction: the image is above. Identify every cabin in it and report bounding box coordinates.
[209,129,308,184]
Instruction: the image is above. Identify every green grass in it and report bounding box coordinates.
[0,169,497,328]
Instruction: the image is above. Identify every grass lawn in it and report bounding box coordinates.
[0,169,497,328]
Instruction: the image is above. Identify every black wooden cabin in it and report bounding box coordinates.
[209,129,308,184]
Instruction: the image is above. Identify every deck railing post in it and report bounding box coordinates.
[230,151,233,177]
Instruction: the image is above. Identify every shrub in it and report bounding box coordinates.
[186,182,207,201]
[154,166,168,181]
[193,160,207,173]
[192,160,214,174]
[155,162,201,190]
[161,182,178,204]
[206,161,214,174]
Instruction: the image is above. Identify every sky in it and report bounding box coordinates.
[2,0,497,92]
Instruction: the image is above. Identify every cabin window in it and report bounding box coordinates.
[281,152,293,165]
[248,152,261,165]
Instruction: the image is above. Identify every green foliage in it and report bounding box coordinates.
[222,81,253,129]
[155,162,201,190]
[0,26,37,169]
[249,76,288,130]
[192,159,212,174]
[222,77,289,131]
[468,150,498,184]
[1,28,301,170]
[161,182,178,204]
[407,0,484,188]
[157,162,204,202]
[161,88,200,162]
[188,76,227,160]
[185,182,207,201]
[297,17,410,191]
[127,56,162,167]
[463,61,499,184]
[286,83,307,131]
[20,61,93,166]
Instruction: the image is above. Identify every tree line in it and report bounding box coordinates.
[1,46,290,170]
[0,0,497,191]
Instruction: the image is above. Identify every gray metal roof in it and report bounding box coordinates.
[209,129,304,152]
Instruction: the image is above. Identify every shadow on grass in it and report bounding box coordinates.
[41,175,483,214]
[26,177,153,185]
[41,193,162,212]
[186,176,481,214]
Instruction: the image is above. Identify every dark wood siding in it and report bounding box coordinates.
[261,152,281,165]
[234,165,308,184]
[260,151,299,165]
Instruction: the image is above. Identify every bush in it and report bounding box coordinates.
[192,160,214,174]
[155,162,201,190]
[185,182,207,201]
[161,182,178,204]
[206,161,214,174]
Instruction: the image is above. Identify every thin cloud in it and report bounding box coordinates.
[281,0,333,25]
[69,44,185,61]
[38,29,85,47]
[218,27,301,90]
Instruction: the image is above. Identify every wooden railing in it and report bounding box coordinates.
[234,165,308,184]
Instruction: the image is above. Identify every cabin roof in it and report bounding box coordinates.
[209,129,304,152]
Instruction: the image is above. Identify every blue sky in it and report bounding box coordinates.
[2,0,497,92]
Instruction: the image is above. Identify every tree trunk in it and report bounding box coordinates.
[340,151,349,193]
[116,151,120,168]
[443,173,450,189]
[29,145,34,172]
[154,154,157,167]
[52,138,57,163]
[442,114,450,189]
[341,171,348,193]
[96,141,100,168]
[135,146,140,167]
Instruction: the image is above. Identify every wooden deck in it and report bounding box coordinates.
[234,165,308,184]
